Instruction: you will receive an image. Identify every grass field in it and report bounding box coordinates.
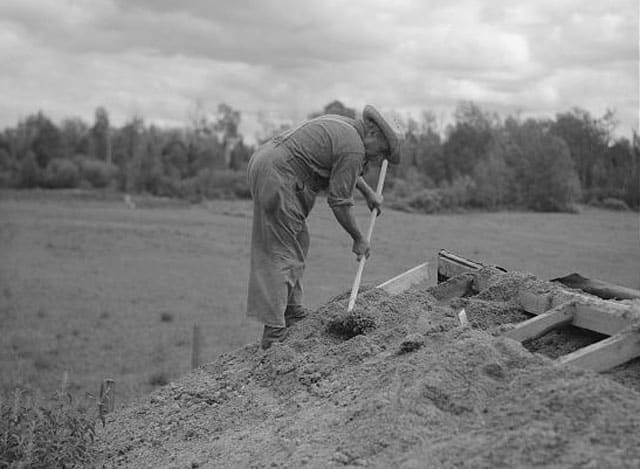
[1,190,638,405]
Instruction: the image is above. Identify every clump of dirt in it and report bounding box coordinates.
[325,311,376,339]
[96,269,640,468]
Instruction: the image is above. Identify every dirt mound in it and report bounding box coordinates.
[97,270,640,468]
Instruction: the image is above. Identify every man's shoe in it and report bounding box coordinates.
[261,325,288,350]
[284,304,308,328]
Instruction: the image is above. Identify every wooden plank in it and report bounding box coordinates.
[551,273,640,300]
[518,290,560,315]
[430,274,475,301]
[504,302,575,342]
[518,290,640,336]
[556,327,640,372]
[573,303,638,337]
[376,262,431,295]
[437,250,483,281]
[437,249,507,284]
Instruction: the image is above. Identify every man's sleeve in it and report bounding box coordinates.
[326,153,363,208]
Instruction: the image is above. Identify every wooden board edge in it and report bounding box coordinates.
[518,290,640,336]
[556,328,640,372]
[376,262,432,295]
[504,302,575,342]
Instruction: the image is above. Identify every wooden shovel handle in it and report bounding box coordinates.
[347,159,389,312]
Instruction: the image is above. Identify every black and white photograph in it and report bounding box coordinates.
[1,0,639,467]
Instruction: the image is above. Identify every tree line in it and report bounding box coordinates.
[0,100,637,212]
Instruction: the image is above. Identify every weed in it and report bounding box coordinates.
[0,389,97,467]
[33,353,53,371]
[37,308,47,318]
[160,312,174,323]
[148,372,169,387]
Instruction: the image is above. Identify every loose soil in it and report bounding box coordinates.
[97,269,640,468]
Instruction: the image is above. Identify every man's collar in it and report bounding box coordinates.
[353,118,366,142]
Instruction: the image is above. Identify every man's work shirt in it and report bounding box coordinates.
[273,114,366,208]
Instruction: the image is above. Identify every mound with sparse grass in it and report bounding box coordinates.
[96,269,640,468]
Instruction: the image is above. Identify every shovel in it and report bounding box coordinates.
[347,158,389,312]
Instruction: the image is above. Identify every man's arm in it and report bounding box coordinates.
[331,204,370,260]
[356,176,383,215]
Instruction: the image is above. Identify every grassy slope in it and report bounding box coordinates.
[1,191,638,404]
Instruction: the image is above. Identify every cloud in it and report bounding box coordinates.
[0,0,637,139]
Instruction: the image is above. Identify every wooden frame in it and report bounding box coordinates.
[504,302,575,342]
[557,328,640,372]
[436,249,640,372]
[376,262,431,294]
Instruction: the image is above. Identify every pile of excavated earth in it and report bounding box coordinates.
[97,268,640,468]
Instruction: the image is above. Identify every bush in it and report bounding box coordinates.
[0,390,96,467]
[175,169,250,202]
[205,169,251,199]
[387,172,433,200]
[19,152,42,188]
[42,158,80,189]
[600,197,630,211]
[404,188,443,213]
[80,159,118,188]
[439,175,475,209]
[0,171,16,189]
[148,372,169,387]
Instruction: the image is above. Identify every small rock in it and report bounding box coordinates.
[332,451,351,464]
[398,333,425,354]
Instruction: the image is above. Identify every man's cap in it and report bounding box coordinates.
[363,104,402,164]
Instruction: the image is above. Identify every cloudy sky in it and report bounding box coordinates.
[1,0,637,141]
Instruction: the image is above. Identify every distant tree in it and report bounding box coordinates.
[43,158,80,189]
[396,113,443,185]
[19,112,64,169]
[91,107,111,162]
[214,103,240,140]
[550,108,611,191]
[60,118,90,158]
[0,148,12,171]
[308,100,356,119]
[162,137,189,179]
[631,132,640,208]
[443,102,497,181]
[0,147,15,187]
[186,101,235,169]
[472,135,514,209]
[415,111,445,184]
[512,119,581,211]
[229,138,253,171]
[187,99,217,137]
[112,115,145,191]
[19,151,41,188]
[215,103,242,168]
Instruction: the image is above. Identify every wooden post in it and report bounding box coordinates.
[191,323,202,369]
[98,378,115,426]
[60,370,69,393]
